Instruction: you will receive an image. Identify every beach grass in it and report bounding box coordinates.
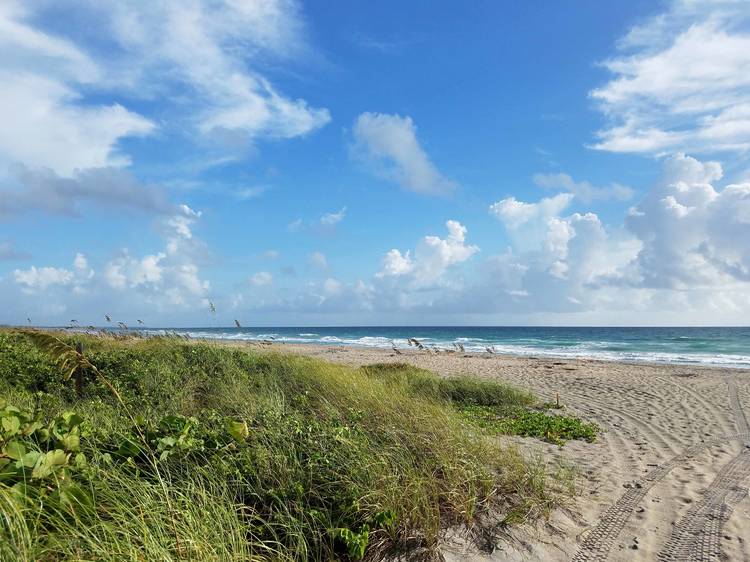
[0,329,573,561]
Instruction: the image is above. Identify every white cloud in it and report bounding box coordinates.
[377,249,414,278]
[166,204,202,240]
[0,1,99,83]
[590,2,750,154]
[377,220,478,285]
[0,3,153,175]
[104,0,330,141]
[320,207,346,226]
[489,193,573,252]
[250,271,273,286]
[352,112,455,195]
[625,153,750,288]
[105,252,165,290]
[102,204,210,306]
[0,1,328,220]
[0,72,154,177]
[533,173,633,203]
[14,266,73,292]
[14,253,94,294]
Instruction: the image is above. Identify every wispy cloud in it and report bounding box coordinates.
[319,207,346,226]
[533,173,634,203]
[352,112,455,195]
[590,1,750,155]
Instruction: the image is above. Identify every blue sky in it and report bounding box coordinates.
[2,0,750,326]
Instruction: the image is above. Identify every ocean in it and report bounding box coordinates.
[135,326,750,369]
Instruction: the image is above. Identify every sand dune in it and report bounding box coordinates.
[274,343,750,561]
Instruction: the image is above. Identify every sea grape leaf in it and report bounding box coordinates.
[4,441,26,461]
[227,420,249,442]
[2,415,21,436]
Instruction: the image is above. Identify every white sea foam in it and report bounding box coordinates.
[134,328,750,369]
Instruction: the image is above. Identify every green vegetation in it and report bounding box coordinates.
[460,405,599,446]
[361,363,599,446]
[0,330,588,561]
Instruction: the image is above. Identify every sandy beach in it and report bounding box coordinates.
[260,342,750,561]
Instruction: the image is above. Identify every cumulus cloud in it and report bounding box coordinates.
[625,153,750,288]
[14,253,93,294]
[377,220,478,285]
[352,112,455,195]
[590,1,750,154]
[489,193,574,252]
[14,266,73,293]
[533,172,634,203]
[478,153,750,319]
[100,204,210,306]
[489,196,637,306]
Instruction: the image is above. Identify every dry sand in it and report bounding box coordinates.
[260,342,750,562]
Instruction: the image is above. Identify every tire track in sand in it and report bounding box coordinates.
[572,377,750,562]
[570,432,749,562]
[656,378,750,561]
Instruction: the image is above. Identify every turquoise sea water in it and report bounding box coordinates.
[136,326,750,369]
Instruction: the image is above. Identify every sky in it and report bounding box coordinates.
[2,0,750,327]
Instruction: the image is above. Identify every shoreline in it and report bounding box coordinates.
[211,338,750,372]
[37,324,750,370]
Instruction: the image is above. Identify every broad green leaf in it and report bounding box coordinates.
[21,451,41,469]
[60,434,80,452]
[2,416,21,436]
[4,441,26,461]
[60,412,84,428]
[74,453,87,468]
[22,421,43,437]
[157,436,177,451]
[32,449,68,479]
[227,420,249,442]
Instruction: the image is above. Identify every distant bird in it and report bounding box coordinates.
[27,317,31,324]
[391,341,401,354]
[137,319,144,325]
[209,300,216,314]
[70,319,78,325]
[105,314,111,322]
[234,319,241,328]
[118,321,128,330]
[486,346,495,354]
